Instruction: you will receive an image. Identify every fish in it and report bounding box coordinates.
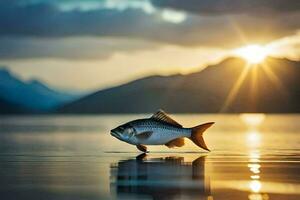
[110,110,214,153]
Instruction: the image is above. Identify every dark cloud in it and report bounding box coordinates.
[151,0,300,15]
[0,0,299,59]
[0,2,148,37]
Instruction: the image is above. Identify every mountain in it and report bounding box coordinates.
[0,97,30,114]
[58,57,300,113]
[0,68,80,112]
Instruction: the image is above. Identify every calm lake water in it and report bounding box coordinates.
[0,114,299,200]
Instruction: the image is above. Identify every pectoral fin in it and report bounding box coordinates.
[136,144,148,153]
[165,138,185,148]
[135,131,153,140]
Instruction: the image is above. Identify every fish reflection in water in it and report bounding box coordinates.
[110,154,211,200]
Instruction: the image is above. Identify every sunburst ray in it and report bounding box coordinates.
[220,63,251,112]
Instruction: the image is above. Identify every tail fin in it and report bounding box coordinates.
[190,122,214,151]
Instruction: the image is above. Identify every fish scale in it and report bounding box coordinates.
[129,119,191,145]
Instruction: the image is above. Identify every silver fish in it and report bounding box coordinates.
[110,110,214,153]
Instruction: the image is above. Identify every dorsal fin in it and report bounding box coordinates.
[151,110,182,127]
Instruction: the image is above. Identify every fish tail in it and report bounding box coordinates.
[190,122,214,151]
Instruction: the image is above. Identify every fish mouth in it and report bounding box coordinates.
[110,130,121,138]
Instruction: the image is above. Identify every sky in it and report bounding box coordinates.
[0,0,299,91]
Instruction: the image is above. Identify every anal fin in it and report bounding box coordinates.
[165,138,185,148]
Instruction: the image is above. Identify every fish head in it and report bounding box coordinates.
[110,123,135,142]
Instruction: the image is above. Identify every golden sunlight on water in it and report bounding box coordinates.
[240,114,265,149]
[247,130,261,147]
[240,114,266,128]
[0,115,299,200]
[241,114,269,200]
[248,151,266,200]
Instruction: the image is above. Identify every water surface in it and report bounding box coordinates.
[0,114,299,200]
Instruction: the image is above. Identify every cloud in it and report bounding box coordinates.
[267,32,300,60]
[0,0,299,60]
[151,0,300,15]
[2,45,228,90]
[0,37,160,60]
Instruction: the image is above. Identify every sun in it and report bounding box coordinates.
[234,45,270,64]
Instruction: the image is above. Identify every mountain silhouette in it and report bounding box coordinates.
[58,57,300,113]
[0,97,31,114]
[0,68,80,112]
